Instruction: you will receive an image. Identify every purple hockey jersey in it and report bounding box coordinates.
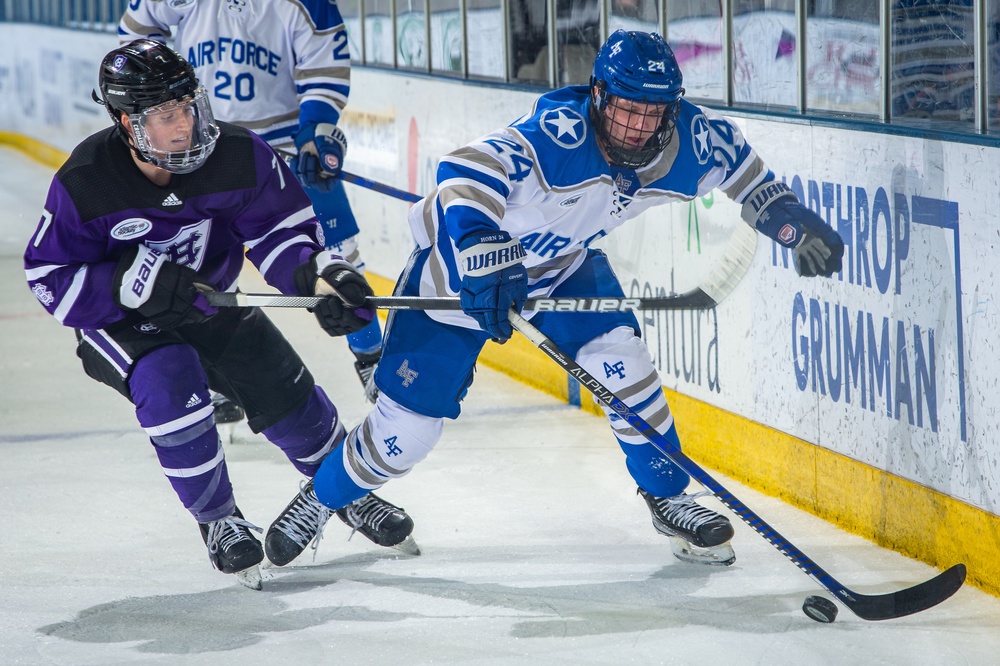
[24,122,323,330]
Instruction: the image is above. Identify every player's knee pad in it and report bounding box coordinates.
[129,345,214,435]
[575,326,674,444]
[341,394,444,490]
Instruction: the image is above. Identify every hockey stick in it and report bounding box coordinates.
[209,217,760,311]
[275,146,422,203]
[210,294,729,311]
[339,171,422,203]
[508,309,966,621]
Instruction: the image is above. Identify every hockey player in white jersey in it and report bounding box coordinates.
[270,30,845,567]
[119,0,384,409]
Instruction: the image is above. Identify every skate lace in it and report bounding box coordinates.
[206,516,262,556]
[657,491,719,532]
[276,482,332,557]
[343,494,394,539]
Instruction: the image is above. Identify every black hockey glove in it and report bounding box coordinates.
[741,180,844,278]
[294,250,375,337]
[113,245,217,330]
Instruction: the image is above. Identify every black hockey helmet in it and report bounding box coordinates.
[97,39,199,119]
[94,39,219,173]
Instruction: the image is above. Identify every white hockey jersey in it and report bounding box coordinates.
[119,0,351,144]
[411,85,775,329]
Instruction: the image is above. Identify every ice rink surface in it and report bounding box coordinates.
[2,146,999,665]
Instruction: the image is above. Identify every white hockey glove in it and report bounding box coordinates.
[112,245,217,330]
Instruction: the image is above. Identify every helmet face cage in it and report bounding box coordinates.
[98,39,219,173]
[127,87,220,174]
[589,30,684,169]
[589,83,681,169]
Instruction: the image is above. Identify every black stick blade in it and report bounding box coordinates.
[840,563,966,621]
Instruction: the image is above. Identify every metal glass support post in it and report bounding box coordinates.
[880,0,891,123]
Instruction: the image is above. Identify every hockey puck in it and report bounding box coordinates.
[802,595,838,623]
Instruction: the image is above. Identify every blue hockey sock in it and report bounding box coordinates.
[347,317,383,355]
[312,440,372,510]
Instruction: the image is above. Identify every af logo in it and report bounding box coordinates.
[384,436,403,457]
[541,107,586,149]
[396,359,418,387]
[609,40,622,57]
[145,218,211,270]
[691,115,712,164]
[604,360,626,379]
[614,172,632,193]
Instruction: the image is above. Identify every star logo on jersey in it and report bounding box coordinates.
[540,107,586,149]
[691,115,712,164]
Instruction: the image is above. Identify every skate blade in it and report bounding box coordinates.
[669,536,736,567]
[218,422,236,445]
[392,535,421,556]
[235,564,263,590]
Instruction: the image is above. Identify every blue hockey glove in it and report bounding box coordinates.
[294,250,375,337]
[291,122,347,193]
[741,180,844,278]
[456,230,528,341]
[113,245,217,330]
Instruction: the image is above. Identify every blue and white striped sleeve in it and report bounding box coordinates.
[293,0,352,127]
[436,144,513,244]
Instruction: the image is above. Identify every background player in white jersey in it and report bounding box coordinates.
[268,30,844,568]
[23,40,414,588]
[119,0,384,411]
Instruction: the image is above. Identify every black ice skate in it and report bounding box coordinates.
[638,488,736,567]
[265,479,333,567]
[352,349,381,403]
[211,391,245,424]
[337,492,420,556]
[199,508,265,589]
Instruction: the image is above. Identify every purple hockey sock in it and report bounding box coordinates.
[130,345,235,523]
[262,386,344,476]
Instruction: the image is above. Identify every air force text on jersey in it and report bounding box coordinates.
[187,38,281,76]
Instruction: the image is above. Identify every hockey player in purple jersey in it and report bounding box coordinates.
[119,0,384,412]
[270,30,844,568]
[23,40,415,589]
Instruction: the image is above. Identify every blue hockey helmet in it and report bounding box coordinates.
[590,30,684,168]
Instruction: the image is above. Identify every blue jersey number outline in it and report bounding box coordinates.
[483,137,533,183]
